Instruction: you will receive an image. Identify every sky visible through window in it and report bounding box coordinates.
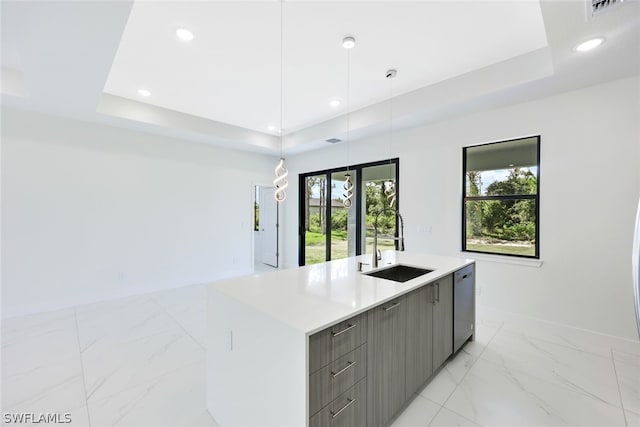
[310,178,391,199]
[476,166,538,195]
[309,178,349,199]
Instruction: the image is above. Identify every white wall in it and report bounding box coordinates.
[282,76,640,341]
[1,109,275,317]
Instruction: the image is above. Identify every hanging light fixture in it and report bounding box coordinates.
[385,68,397,208]
[342,36,355,208]
[273,0,288,202]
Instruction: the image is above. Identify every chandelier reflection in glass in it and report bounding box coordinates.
[343,173,354,208]
[385,180,396,208]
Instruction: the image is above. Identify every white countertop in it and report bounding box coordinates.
[209,251,474,335]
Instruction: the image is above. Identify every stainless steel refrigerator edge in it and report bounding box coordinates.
[633,197,640,339]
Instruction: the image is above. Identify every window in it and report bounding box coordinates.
[299,159,399,266]
[462,136,540,258]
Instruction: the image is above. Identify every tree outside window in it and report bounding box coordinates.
[463,136,540,258]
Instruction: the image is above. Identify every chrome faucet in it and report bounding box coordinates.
[371,208,405,268]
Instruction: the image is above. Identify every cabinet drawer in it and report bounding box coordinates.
[309,379,367,427]
[309,312,367,373]
[309,344,367,416]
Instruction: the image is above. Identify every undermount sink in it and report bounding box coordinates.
[364,264,433,283]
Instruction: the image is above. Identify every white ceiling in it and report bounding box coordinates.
[104,1,549,134]
[2,0,639,155]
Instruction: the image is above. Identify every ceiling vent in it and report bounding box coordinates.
[325,138,342,144]
[587,0,627,19]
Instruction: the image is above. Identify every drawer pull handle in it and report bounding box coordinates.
[462,273,471,279]
[330,398,355,419]
[331,323,356,337]
[331,361,356,378]
[435,283,440,303]
[383,302,401,312]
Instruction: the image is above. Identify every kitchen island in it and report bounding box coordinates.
[206,251,475,427]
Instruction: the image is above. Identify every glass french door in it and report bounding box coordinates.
[361,163,397,256]
[299,159,399,266]
[302,174,328,265]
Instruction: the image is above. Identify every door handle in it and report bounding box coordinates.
[435,283,440,303]
[330,398,355,419]
[383,302,401,312]
[331,361,356,378]
[331,323,356,337]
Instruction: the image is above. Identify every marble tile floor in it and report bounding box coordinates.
[2,284,639,426]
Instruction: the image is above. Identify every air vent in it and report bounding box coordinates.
[587,0,626,19]
[325,138,342,144]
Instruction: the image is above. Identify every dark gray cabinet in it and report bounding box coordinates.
[309,312,367,374]
[367,298,407,427]
[308,264,474,427]
[405,274,453,398]
[309,344,367,416]
[433,274,454,368]
[309,312,368,425]
[309,379,367,427]
[404,284,434,397]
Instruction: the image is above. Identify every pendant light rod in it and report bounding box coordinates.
[274,0,288,202]
[346,37,352,166]
[279,0,283,154]
[386,68,396,164]
[385,68,397,208]
[342,36,355,208]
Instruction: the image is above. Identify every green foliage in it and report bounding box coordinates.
[467,168,537,244]
[465,172,483,236]
[501,221,535,241]
[308,213,322,233]
[364,181,396,235]
[466,242,534,257]
[304,173,400,264]
[305,230,347,246]
[486,168,536,196]
[305,230,325,245]
[466,171,482,196]
[331,209,348,231]
[305,176,327,233]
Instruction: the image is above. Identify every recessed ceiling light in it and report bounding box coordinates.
[137,89,151,97]
[329,100,341,108]
[574,37,604,52]
[176,28,194,41]
[267,125,276,131]
[342,36,355,49]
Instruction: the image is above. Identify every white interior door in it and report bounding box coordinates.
[259,187,278,268]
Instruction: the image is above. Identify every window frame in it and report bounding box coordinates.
[461,136,541,259]
[298,158,400,266]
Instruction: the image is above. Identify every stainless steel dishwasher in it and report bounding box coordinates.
[453,264,475,353]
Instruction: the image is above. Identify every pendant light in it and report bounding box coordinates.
[385,68,397,208]
[273,0,288,202]
[342,36,355,208]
